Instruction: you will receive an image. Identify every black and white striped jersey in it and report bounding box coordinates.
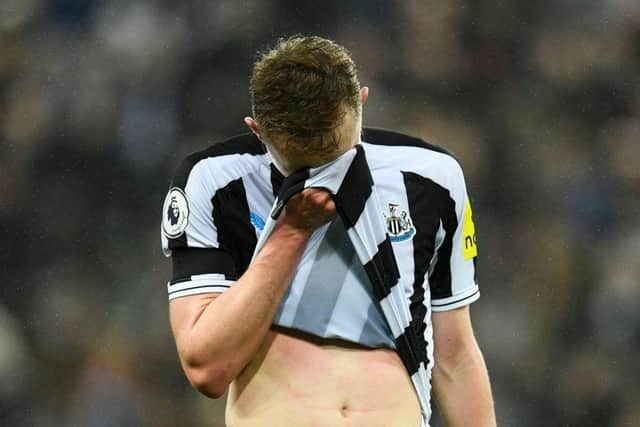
[161,128,480,352]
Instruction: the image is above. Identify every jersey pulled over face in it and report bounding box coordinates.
[160,127,480,408]
[262,107,361,176]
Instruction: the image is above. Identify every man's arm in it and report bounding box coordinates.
[169,189,335,398]
[431,306,496,426]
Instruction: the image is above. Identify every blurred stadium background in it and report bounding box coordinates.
[1,0,639,425]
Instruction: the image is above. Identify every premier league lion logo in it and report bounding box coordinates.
[167,197,180,226]
[162,188,189,238]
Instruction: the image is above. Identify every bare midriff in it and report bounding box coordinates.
[226,326,421,427]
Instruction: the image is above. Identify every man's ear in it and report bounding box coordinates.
[360,86,369,106]
[244,116,263,141]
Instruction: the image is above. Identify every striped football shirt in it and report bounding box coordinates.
[161,128,480,416]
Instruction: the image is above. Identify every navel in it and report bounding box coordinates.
[339,403,349,418]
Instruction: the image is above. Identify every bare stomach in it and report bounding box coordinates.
[225,326,421,427]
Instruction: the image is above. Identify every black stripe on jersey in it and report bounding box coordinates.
[403,172,459,300]
[403,171,442,367]
[395,326,420,375]
[362,127,455,158]
[211,178,258,276]
[171,247,237,282]
[362,237,400,300]
[271,168,310,219]
[334,145,372,228]
[430,194,458,300]
[168,276,191,285]
[473,257,478,284]
[168,227,188,250]
[270,164,284,197]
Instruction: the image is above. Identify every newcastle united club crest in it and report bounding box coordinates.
[384,202,415,242]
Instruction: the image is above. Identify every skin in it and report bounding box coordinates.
[432,307,496,426]
[169,86,495,426]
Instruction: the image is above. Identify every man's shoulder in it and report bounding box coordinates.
[362,127,461,178]
[171,133,267,189]
[362,127,455,159]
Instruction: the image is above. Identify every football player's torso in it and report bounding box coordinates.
[222,142,437,426]
[225,326,421,427]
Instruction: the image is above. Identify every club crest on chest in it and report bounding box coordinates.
[384,202,415,242]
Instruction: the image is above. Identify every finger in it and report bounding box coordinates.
[311,191,332,205]
[324,199,336,213]
[287,192,303,205]
[299,189,325,206]
[311,188,333,200]
[301,188,324,199]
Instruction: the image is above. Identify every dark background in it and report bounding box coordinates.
[1,0,639,425]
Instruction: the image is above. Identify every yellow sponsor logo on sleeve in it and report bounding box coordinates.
[462,197,478,260]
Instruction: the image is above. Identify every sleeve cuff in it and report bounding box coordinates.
[431,285,480,312]
[167,273,235,300]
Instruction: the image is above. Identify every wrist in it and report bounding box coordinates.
[273,219,314,242]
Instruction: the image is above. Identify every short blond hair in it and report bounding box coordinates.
[250,36,360,159]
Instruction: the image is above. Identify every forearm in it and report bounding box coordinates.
[174,221,310,385]
[432,342,495,427]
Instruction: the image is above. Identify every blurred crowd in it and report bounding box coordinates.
[1,0,639,425]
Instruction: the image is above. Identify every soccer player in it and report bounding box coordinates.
[162,36,495,426]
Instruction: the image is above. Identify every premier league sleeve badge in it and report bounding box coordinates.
[162,187,190,239]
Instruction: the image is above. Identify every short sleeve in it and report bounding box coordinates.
[429,160,480,311]
[161,159,237,300]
